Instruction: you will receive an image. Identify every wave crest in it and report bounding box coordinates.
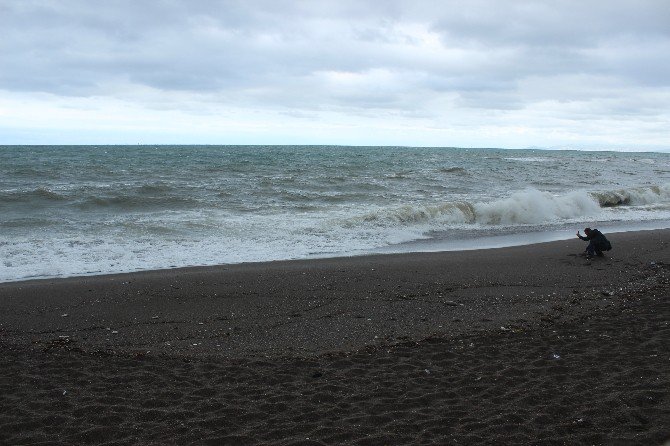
[77,194,198,210]
[474,189,600,225]
[351,202,476,227]
[440,167,468,175]
[0,187,67,203]
[343,184,670,230]
[591,184,670,207]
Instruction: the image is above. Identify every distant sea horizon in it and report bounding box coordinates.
[4,143,669,153]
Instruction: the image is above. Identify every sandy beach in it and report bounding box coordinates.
[1,229,669,445]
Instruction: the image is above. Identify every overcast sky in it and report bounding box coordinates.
[1,0,669,149]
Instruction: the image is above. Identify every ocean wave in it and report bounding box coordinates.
[76,194,199,211]
[136,182,174,194]
[0,187,68,203]
[439,167,468,175]
[354,202,476,226]
[343,184,670,229]
[474,189,600,225]
[386,171,413,179]
[591,184,670,207]
[0,184,200,212]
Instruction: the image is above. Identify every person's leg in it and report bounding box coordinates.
[586,241,596,256]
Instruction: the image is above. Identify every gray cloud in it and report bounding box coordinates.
[1,0,669,137]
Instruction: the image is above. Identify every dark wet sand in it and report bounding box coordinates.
[1,230,669,445]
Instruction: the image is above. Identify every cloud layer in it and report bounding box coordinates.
[1,0,669,148]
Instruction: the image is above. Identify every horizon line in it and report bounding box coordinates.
[1,143,668,153]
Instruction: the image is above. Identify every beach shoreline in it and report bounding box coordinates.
[1,229,669,444]
[4,220,670,285]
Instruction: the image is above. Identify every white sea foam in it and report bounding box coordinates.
[504,157,554,163]
[474,189,601,225]
[354,202,476,226]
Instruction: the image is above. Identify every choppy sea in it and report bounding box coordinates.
[2,145,669,282]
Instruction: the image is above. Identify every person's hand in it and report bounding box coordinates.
[576,231,580,237]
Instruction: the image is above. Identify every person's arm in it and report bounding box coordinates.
[576,231,588,241]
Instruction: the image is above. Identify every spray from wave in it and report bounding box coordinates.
[475,189,600,225]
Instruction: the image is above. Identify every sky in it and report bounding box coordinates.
[1,0,669,150]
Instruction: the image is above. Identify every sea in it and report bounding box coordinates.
[2,145,670,282]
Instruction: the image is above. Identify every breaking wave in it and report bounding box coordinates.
[475,189,599,225]
[345,184,670,229]
[591,184,670,207]
[354,202,476,226]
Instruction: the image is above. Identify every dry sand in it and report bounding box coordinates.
[1,229,669,445]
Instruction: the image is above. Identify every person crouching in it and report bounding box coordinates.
[577,227,612,258]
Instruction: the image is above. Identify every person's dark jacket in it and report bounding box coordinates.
[578,229,612,251]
